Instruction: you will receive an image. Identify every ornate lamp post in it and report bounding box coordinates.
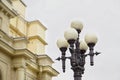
[56,21,100,80]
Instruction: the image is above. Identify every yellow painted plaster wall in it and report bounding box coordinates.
[10,16,27,37]
[26,67,38,80]
[28,38,45,54]
[36,39,45,54]
[27,21,47,40]
[17,16,27,35]
[27,38,37,54]
[0,51,12,80]
[27,20,47,54]
[0,1,59,80]
[0,11,9,34]
[12,0,26,18]
[10,17,17,28]
[41,72,52,80]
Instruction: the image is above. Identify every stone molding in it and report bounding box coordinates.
[28,35,48,45]
[0,0,18,18]
[42,65,59,76]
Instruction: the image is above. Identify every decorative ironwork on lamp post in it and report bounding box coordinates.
[56,21,100,80]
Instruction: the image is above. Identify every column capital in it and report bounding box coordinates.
[13,64,26,69]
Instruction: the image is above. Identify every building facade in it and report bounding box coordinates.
[0,0,59,80]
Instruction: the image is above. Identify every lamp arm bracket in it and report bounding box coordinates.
[56,56,71,61]
[56,57,61,61]
[94,51,101,55]
[85,51,101,57]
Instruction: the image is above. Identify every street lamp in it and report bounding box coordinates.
[56,21,100,80]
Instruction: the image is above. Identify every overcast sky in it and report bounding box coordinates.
[23,0,120,80]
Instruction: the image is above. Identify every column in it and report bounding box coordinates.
[16,67,25,80]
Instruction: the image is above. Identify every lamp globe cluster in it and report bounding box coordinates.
[57,21,98,50]
[56,20,100,80]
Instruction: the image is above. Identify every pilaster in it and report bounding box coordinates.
[12,54,27,80]
[16,66,25,80]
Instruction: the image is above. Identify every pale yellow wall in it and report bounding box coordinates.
[0,1,59,80]
[0,51,12,80]
[10,18,47,54]
[26,67,37,80]
[17,17,27,35]
[28,38,45,54]
[38,24,46,40]
[41,73,52,80]
[36,39,45,54]
[12,0,26,18]
[0,12,10,34]
[13,37,28,49]
[27,23,38,36]
[27,21,46,40]
[9,28,20,37]
[27,21,47,54]
[10,17,17,28]
[27,39,37,54]
[10,16,27,36]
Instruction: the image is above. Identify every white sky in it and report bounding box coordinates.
[23,0,120,80]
